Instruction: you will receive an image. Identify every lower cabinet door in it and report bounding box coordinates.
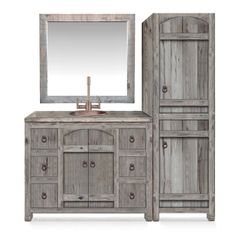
[88,153,114,203]
[160,137,209,207]
[64,153,89,206]
[31,183,57,208]
[119,183,146,208]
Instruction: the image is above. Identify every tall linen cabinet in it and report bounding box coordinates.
[142,14,215,221]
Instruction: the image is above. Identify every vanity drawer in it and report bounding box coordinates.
[119,183,146,208]
[31,184,57,208]
[31,156,58,177]
[119,156,146,177]
[31,128,58,149]
[119,129,146,150]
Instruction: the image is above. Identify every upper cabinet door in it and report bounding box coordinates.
[160,16,209,101]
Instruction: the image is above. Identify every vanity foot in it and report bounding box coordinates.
[25,213,33,222]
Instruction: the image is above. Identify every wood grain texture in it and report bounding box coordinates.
[40,14,135,104]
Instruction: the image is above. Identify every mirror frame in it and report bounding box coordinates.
[40,14,135,103]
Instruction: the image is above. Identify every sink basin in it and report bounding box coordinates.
[70,110,106,116]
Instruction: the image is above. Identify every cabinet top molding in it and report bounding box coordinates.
[25,111,152,123]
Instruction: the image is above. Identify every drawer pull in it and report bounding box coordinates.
[41,164,48,171]
[41,136,47,143]
[129,192,135,200]
[90,161,96,168]
[162,85,168,93]
[129,135,135,143]
[129,163,135,171]
[82,161,88,168]
[41,192,47,200]
[163,141,168,149]
[78,196,84,200]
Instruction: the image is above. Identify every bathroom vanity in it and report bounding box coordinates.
[25,111,152,221]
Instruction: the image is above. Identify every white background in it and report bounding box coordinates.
[0,0,235,235]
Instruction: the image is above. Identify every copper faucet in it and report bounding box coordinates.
[76,76,101,111]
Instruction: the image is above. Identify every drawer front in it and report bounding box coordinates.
[119,183,146,208]
[119,156,146,177]
[119,129,146,150]
[31,156,58,177]
[31,128,58,149]
[31,184,57,208]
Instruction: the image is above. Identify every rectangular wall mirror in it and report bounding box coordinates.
[40,14,135,103]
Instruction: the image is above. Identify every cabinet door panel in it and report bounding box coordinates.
[89,153,114,197]
[64,153,89,197]
[63,129,88,146]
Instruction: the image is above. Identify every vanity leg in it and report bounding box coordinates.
[25,212,33,222]
[144,212,152,222]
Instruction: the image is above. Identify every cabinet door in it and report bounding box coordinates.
[160,16,208,101]
[89,153,114,201]
[64,153,89,203]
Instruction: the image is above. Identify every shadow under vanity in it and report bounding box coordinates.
[25,13,215,221]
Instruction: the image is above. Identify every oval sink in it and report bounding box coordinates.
[70,110,106,116]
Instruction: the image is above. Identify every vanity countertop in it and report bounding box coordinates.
[25,111,152,123]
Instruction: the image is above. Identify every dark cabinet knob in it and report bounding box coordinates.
[90,161,96,168]
[41,192,47,200]
[82,161,88,168]
[129,135,135,143]
[163,141,168,149]
[41,136,47,143]
[41,164,48,171]
[162,85,168,93]
[78,196,84,200]
[129,192,135,200]
[129,163,135,171]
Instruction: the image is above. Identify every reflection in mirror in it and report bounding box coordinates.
[40,14,135,103]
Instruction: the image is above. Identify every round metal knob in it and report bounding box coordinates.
[82,161,88,168]
[41,192,47,200]
[129,163,135,171]
[163,141,168,149]
[90,161,96,168]
[129,192,135,200]
[129,135,135,143]
[162,85,168,93]
[78,196,84,200]
[41,164,48,171]
[41,136,47,143]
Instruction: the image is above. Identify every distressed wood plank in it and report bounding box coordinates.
[160,130,209,137]
[160,193,208,201]
[160,99,208,107]
[160,33,208,40]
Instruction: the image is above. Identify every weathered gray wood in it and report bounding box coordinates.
[31,183,58,208]
[160,131,209,137]
[119,177,147,184]
[160,113,208,120]
[160,201,208,208]
[25,111,152,123]
[63,153,89,198]
[32,207,145,213]
[31,156,57,177]
[160,208,208,213]
[119,128,146,150]
[63,129,88,145]
[63,194,89,201]
[31,149,58,156]
[119,156,146,177]
[58,128,63,208]
[88,202,114,208]
[119,183,146,208]
[160,99,208,107]
[160,33,208,40]
[25,123,32,221]
[31,128,58,149]
[40,14,135,104]
[208,13,215,221]
[89,153,114,198]
[160,193,208,200]
[31,176,58,184]
[119,150,146,157]
[114,129,119,208]
[63,145,88,152]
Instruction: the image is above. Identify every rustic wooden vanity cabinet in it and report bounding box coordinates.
[25,111,152,221]
[142,13,215,221]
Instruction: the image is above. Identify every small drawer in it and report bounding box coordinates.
[31,184,57,208]
[119,129,146,150]
[119,183,146,208]
[31,156,58,177]
[31,128,58,149]
[119,156,146,177]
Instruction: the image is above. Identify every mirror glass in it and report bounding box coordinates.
[40,14,135,103]
[48,22,127,96]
